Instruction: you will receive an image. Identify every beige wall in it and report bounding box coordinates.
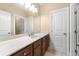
[40,14,51,33]
[33,15,41,32]
[33,3,70,33]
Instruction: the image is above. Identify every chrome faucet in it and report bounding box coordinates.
[28,32,34,37]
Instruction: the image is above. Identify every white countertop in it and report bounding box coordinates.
[0,32,48,56]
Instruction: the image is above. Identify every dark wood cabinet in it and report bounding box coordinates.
[24,45,33,56]
[12,49,25,56]
[11,44,33,56]
[11,34,49,56]
[42,35,50,55]
[33,39,42,56]
[34,45,42,56]
[45,35,49,51]
[42,37,46,55]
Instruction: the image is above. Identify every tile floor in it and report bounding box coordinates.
[44,50,64,56]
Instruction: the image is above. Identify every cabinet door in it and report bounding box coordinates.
[34,46,42,56]
[42,35,49,55]
[42,38,46,55]
[45,35,49,51]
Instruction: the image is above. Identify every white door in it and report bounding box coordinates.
[0,10,11,36]
[51,7,69,55]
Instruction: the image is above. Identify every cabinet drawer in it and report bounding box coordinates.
[12,49,25,56]
[34,39,41,48]
[25,45,32,53]
[24,44,32,55]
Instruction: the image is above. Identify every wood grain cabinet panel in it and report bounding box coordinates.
[12,49,25,56]
[45,35,49,51]
[34,46,42,56]
[41,34,50,55]
[33,39,41,48]
[33,39,42,56]
[42,37,46,55]
[24,45,32,56]
[11,44,33,56]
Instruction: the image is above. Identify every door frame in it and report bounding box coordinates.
[73,3,79,56]
[69,3,77,56]
[50,7,70,56]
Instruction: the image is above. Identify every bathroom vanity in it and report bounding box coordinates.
[0,33,49,56]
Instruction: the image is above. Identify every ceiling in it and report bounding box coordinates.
[0,3,70,16]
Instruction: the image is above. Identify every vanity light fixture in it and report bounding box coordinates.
[29,5,35,11]
[19,3,25,6]
[19,3,38,13]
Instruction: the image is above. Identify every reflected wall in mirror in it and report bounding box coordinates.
[24,16,33,33]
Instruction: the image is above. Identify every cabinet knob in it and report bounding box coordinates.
[24,52,26,56]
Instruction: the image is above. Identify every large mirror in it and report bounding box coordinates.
[14,15,33,35]
[15,16,24,34]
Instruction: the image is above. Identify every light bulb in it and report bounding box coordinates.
[32,8,38,13]
[29,5,35,11]
[34,8,38,12]
[25,3,32,9]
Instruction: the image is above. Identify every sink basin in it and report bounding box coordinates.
[29,33,40,38]
[30,35,38,38]
[28,33,42,38]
